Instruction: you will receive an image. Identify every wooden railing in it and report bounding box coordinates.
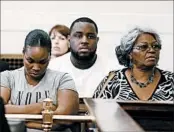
[5,98,174,132]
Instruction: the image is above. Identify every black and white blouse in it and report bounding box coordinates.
[93,68,174,101]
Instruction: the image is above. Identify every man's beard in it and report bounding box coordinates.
[71,49,96,61]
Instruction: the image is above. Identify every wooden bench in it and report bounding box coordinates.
[84,99,144,132]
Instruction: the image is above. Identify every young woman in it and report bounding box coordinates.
[0,29,79,131]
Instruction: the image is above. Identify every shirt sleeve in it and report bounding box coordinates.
[0,71,12,89]
[58,73,77,92]
[93,71,118,99]
[92,74,109,98]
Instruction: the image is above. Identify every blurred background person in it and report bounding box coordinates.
[93,26,174,101]
[49,24,70,59]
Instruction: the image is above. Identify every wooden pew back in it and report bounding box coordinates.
[118,100,174,131]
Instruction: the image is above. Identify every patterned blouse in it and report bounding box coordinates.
[93,68,174,101]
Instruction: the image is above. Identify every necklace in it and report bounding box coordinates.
[130,68,155,88]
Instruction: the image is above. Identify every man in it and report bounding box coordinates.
[49,17,112,98]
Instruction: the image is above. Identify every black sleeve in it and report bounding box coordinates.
[0,97,11,132]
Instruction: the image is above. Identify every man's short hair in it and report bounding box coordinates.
[70,17,98,34]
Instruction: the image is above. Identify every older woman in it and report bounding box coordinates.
[49,24,70,59]
[93,26,173,101]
